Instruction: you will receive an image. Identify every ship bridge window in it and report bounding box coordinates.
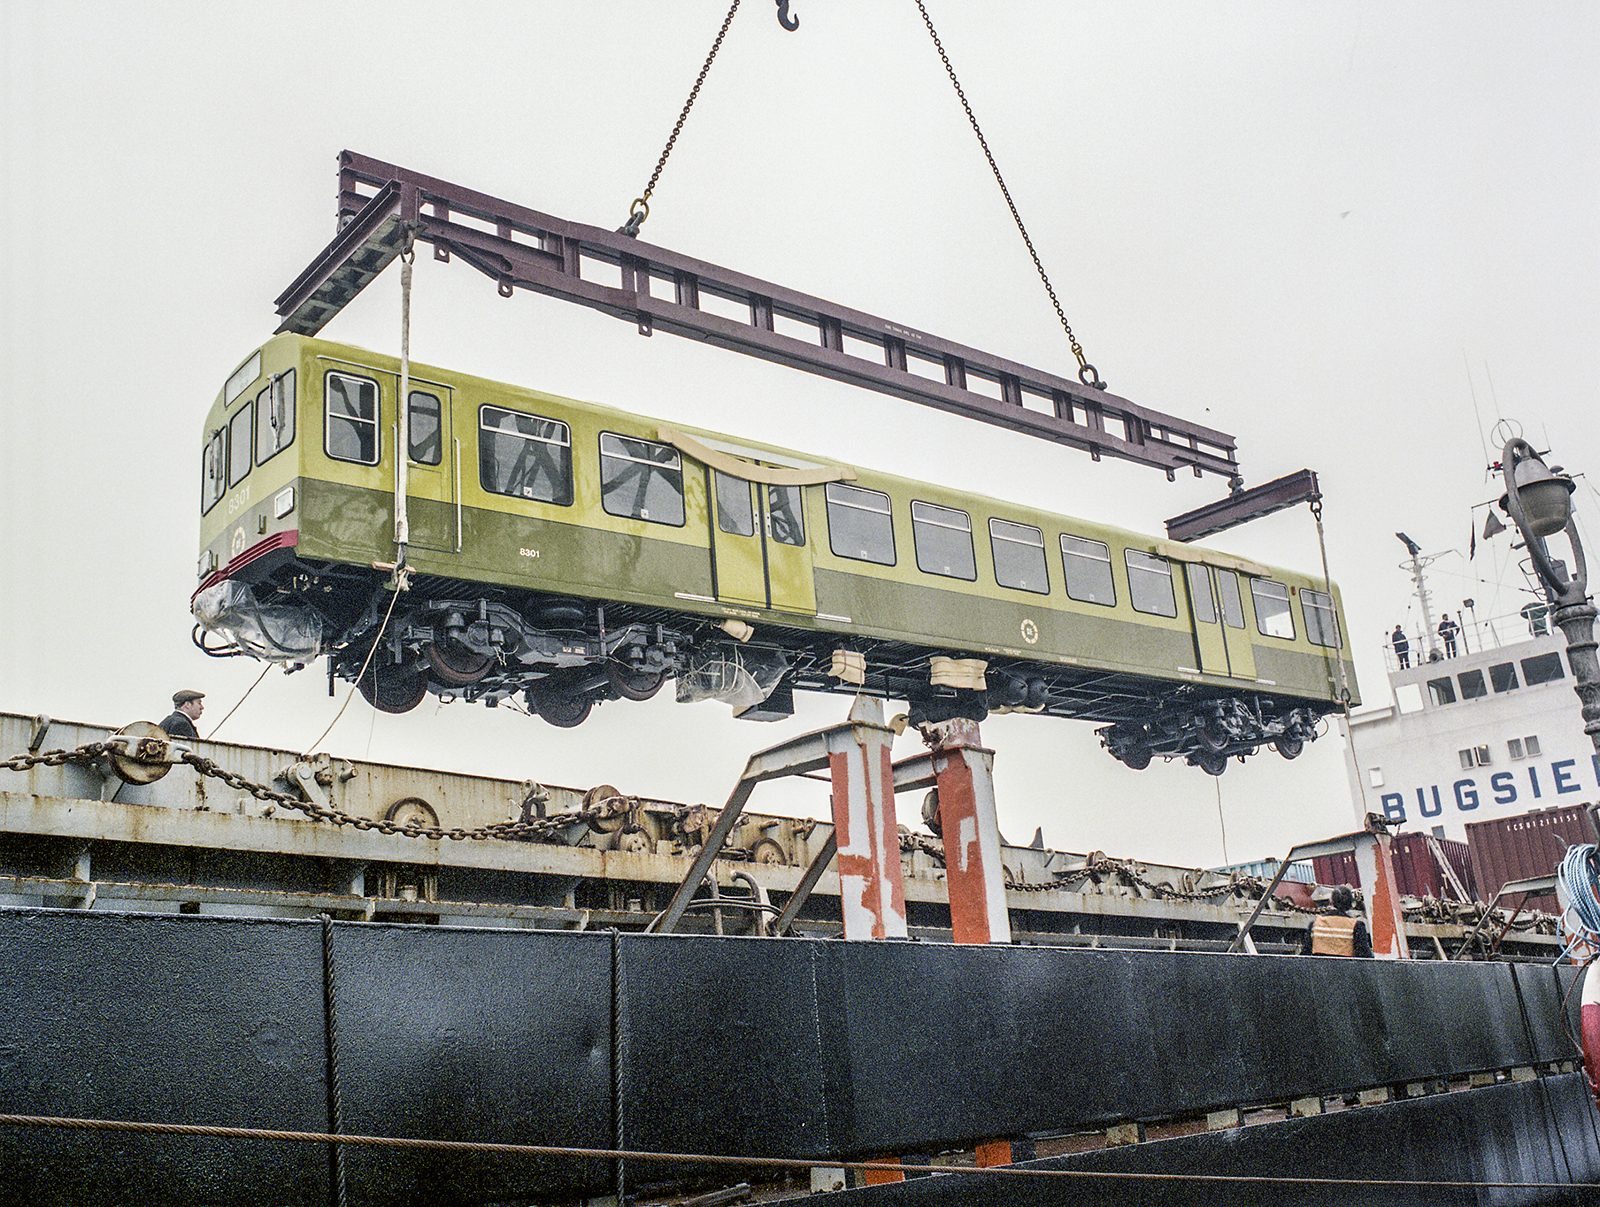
[912,501,976,580]
[408,392,442,466]
[768,484,805,546]
[256,371,295,465]
[716,472,755,536]
[1508,738,1524,760]
[325,372,380,465]
[826,483,895,565]
[601,433,684,526]
[1125,551,1177,617]
[227,402,253,488]
[1457,669,1488,699]
[1216,570,1246,628]
[1426,676,1456,706]
[201,429,226,514]
[991,519,1048,594]
[1520,652,1566,685]
[1250,578,1295,639]
[1525,735,1541,757]
[1301,589,1341,648]
[1061,535,1115,606]
[480,406,572,506]
[1489,661,1520,693]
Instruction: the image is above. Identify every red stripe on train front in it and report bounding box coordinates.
[192,530,300,601]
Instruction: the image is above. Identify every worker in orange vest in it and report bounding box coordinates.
[1299,885,1374,957]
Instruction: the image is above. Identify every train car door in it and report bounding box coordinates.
[1181,561,1231,677]
[402,384,457,552]
[1213,568,1257,680]
[708,469,816,615]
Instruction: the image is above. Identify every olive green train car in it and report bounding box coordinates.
[194,334,1359,773]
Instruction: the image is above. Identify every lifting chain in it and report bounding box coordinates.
[619,0,745,238]
[913,0,1104,390]
[2,742,602,844]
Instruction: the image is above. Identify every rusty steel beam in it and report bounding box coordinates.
[272,151,1241,481]
[1164,469,1321,542]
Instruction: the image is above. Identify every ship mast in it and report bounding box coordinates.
[1396,532,1441,661]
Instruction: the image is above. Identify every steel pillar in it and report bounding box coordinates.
[830,698,907,940]
[1352,825,1410,960]
[918,719,1011,945]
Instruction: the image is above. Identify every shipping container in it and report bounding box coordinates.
[1466,804,1598,913]
[1311,833,1477,902]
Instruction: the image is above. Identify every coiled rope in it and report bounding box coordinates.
[1555,843,1600,963]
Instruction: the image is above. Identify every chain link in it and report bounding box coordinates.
[619,0,743,237]
[913,0,1103,389]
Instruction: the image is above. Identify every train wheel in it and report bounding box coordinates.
[1194,749,1228,776]
[1274,736,1305,760]
[531,681,593,728]
[1196,720,1230,752]
[606,662,665,701]
[425,640,493,686]
[357,663,427,714]
[1121,745,1152,771]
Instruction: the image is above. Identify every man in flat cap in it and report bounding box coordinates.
[160,690,205,740]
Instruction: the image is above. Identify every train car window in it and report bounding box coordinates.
[600,433,685,526]
[768,484,805,546]
[1125,550,1178,617]
[990,519,1048,594]
[479,406,573,506]
[201,429,226,513]
[1250,578,1295,639]
[325,372,380,465]
[716,472,755,536]
[912,501,976,580]
[1457,669,1488,699]
[1060,535,1115,605]
[825,483,895,565]
[408,392,442,466]
[1520,652,1565,685]
[1489,661,1520,693]
[1186,563,1217,623]
[255,371,295,465]
[227,402,253,488]
[1215,569,1246,628]
[1301,588,1341,647]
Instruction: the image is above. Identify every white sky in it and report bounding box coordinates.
[2,2,1596,867]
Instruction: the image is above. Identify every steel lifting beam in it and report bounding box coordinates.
[1164,469,1320,542]
[274,151,1241,481]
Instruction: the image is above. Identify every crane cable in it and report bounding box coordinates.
[618,0,745,237]
[913,0,1104,390]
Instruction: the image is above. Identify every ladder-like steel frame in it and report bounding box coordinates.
[275,151,1240,481]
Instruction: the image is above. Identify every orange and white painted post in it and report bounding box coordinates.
[920,717,1012,947]
[1351,819,1411,960]
[827,697,908,941]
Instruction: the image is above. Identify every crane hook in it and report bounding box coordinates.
[775,0,799,31]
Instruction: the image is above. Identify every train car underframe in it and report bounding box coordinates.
[196,553,1335,776]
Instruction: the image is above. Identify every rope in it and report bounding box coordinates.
[301,584,405,756]
[912,0,1102,389]
[1311,497,1371,819]
[1556,843,1600,963]
[205,663,271,740]
[618,0,743,237]
[0,1111,1595,1191]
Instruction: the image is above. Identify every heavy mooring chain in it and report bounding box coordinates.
[2,742,598,843]
[0,741,113,774]
[913,0,1104,390]
[619,0,744,237]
